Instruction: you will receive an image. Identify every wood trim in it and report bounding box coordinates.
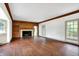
[4,3,37,24]
[39,10,79,24]
[39,36,79,46]
[4,3,79,24]
[4,3,13,39]
[37,24,39,36]
[13,20,38,24]
[4,3,38,23]
[4,3,13,21]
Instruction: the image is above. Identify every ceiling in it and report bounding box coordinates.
[9,3,79,22]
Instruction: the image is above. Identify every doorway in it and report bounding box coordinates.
[42,25,46,37]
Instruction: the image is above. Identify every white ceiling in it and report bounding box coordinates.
[9,3,79,22]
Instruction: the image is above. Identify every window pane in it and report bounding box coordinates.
[70,25,74,28]
[0,20,6,33]
[67,22,71,25]
[67,25,70,28]
[0,23,4,31]
[70,21,73,25]
[73,33,77,37]
[73,28,78,37]
[67,28,74,33]
[70,31,73,36]
[74,21,77,25]
[73,28,77,32]
[74,24,78,28]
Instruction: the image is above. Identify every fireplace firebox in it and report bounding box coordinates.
[21,29,33,38]
[22,31,32,38]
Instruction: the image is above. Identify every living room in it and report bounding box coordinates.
[0,3,79,56]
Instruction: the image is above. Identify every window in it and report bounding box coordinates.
[0,23,4,31]
[0,20,6,33]
[66,20,79,41]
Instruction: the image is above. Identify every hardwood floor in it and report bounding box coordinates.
[0,37,79,56]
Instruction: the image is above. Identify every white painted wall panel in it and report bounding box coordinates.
[0,3,12,44]
[39,13,79,42]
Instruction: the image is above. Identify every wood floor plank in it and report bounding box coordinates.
[0,37,79,56]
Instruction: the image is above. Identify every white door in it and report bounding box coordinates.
[42,25,46,37]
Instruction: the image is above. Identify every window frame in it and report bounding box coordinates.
[65,19,79,41]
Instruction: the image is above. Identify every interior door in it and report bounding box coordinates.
[42,25,46,37]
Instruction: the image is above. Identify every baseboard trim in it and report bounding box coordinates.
[39,36,79,46]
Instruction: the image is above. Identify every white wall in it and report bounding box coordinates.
[0,3,12,44]
[39,13,79,42]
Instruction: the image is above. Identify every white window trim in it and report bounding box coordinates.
[65,19,79,41]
